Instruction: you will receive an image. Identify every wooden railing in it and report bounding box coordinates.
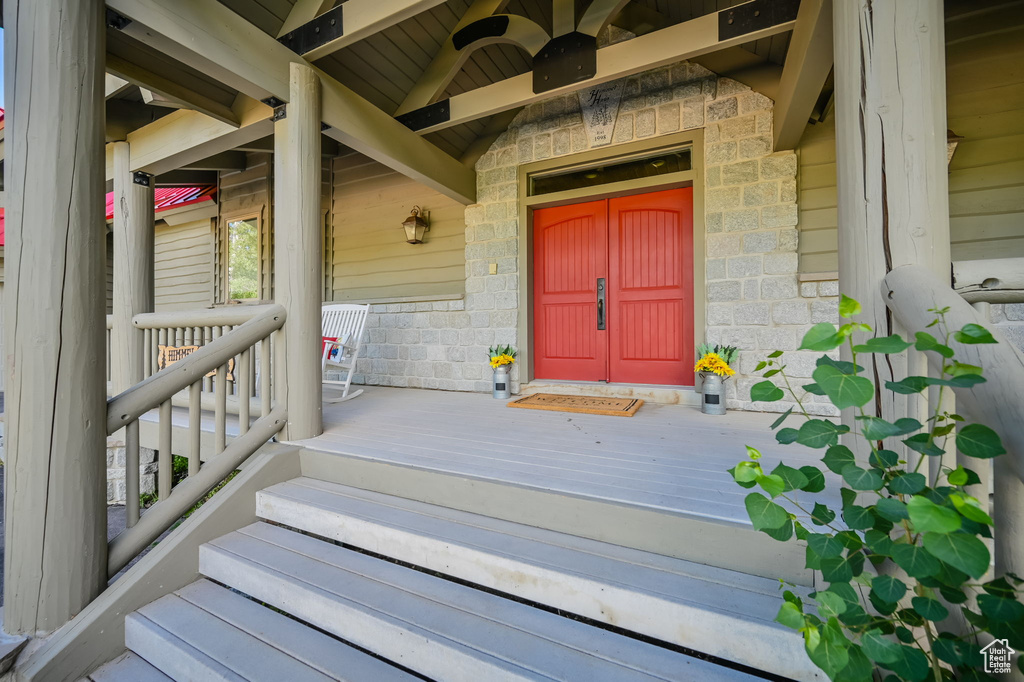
[105,304,287,577]
[883,264,1024,578]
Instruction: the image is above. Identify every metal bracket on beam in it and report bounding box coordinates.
[321,122,331,132]
[396,99,451,132]
[719,0,800,40]
[278,4,344,55]
[532,32,597,94]
[271,105,288,122]
[106,9,132,30]
[261,96,286,109]
[452,15,511,51]
[132,171,153,187]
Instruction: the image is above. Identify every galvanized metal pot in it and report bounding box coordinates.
[701,373,727,415]
[492,365,512,399]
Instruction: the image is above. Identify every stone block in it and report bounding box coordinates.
[780,179,797,203]
[707,141,737,165]
[734,302,771,326]
[761,204,798,228]
[761,276,799,300]
[772,301,811,325]
[708,280,742,302]
[801,283,818,298]
[724,208,759,232]
[819,280,840,297]
[727,255,762,278]
[636,108,656,137]
[743,279,760,300]
[474,224,495,242]
[470,311,490,328]
[517,137,534,163]
[707,258,727,280]
[475,329,495,345]
[755,113,772,134]
[553,129,570,156]
[485,203,508,222]
[742,231,778,253]
[717,326,757,348]
[756,327,797,351]
[719,115,757,141]
[743,181,779,207]
[707,233,741,258]
[738,91,773,115]
[759,153,797,180]
[778,229,799,252]
[781,351,821,379]
[613,113,634,143]
[706,186,742,212]
[706,166,721,188]
[494,291,518,310]
[681,97,705,129]
[656,103,680,133]
[721,160,759,186]
[706,97,738,121]
[673,79,702,100]
[706,211,723,233]
[706,303,733,326]
[763,252,798,275]
[811,299,839,324]
[534,133,552,160]
[450,300,466,311]
[738,135,773,160]
[570,126,587,152]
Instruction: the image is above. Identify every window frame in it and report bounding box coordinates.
[220,211,265,305]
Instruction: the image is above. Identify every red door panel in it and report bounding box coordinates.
[608,188,694,385]
[533,201,608,381]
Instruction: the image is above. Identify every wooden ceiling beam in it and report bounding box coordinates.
[395,0,511,116]
[276,0,337,38]
[577,0,631,37]
[180,150,249,171]
[404,0,798,135]
[105,74,132,98]
[153,169,219,186]
[772,0,834,151]
[107,0,477,204]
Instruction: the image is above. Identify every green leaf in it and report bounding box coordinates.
[776,428,799,444]
[911,596,949,621]
[771,463,809,493]
[875,497,909,522]
[800,323,846,351]
[745,445,762,460]
[861,629,902,664]
[922,532,990,579]
[820,551,865,583]
[808,533,845,558]
[834,645,873,682]
[949,493,993,525]
[817,356,864,375]
[933,373,987,388]
[891,543,940,579]
[775,601,806,629]
[745,493,790,531]
[813,365,875,409]
[870,449,900,469]
[885,376,930,395]
[800,466,826,493]
[731,461,762,483]
[750,380,785,403]
[798,420,845,449]
[768,350,784,359]
[933,634,981,667]
[838,294,861,318]
[903,433,945,457]
[881,645,931,681]
[770,407,794,430]
[842,505,874,530]
[841,465,884,491]
[915,331,955,358]
[802,383,826,396]
[954,323,998,345]
[865,529,894,556]
[871,575,907,604]
[977,594,1024,622]
[887,472,926,495]
[807,621,850,678]
[907,496,962,534]
[811,502,836,525]
[853,334,913,354]
[822,445,856,475]
[816,591,848,618]
[757,473,786,498]
[947,465,979,487]
[858,417,903,441]
[957,423,1007,459]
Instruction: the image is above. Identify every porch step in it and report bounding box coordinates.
[200,521,757,681]
[83,652,170,681]
[125,579,414,682]
[258,477,821,681]
[519,380,701,406]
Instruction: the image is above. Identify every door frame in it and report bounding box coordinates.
[516,129,706,385]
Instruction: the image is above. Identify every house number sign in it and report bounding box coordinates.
[579,81,623,148]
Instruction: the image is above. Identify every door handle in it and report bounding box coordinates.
[596,278,606,330]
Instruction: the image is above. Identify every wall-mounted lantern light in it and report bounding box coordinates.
[402,206,430,244]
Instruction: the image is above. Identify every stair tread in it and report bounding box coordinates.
[202,522,759,682]
[85,652,172,682]
[256,477,817,680]
[130,580,415,682]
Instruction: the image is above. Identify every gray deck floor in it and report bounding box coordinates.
[294,386,841,525]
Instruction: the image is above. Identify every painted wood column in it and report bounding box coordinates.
[832,0,951,444]
[2,0,108,634]
[112,142,155,393]
[274,62,323,440]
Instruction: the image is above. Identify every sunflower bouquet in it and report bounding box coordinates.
[488,344,517,369]
[694,343,738,378]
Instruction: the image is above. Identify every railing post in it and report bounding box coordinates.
[833,0,951,458]
[274,62,323,440]
[2,0,108,634]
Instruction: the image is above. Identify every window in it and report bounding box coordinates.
[528,147,692,197]
[226,216,260,301]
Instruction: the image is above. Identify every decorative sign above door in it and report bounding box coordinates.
[579,81,623,148]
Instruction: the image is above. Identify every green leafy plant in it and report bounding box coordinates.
[730,295,1024,681]
[697,343,738,366]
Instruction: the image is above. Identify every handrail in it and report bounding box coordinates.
[132,304,277,329]
[108,305,286,434]
[882,265,1024,482]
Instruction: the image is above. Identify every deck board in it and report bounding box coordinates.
[293,387,842,524]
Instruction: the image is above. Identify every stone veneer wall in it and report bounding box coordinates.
[349,60,839,415]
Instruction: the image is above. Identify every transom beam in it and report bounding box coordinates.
[772,0,833,151]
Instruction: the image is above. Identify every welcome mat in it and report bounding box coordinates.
[507,393,643,417]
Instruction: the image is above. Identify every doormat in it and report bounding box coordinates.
[507,393,643,417]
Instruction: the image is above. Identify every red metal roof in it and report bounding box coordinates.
[0,185,215,247]
[104,185,217,221]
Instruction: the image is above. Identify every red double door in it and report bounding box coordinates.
[533,188,694,386]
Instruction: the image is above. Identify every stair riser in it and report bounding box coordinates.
[301,448,813,585]
[125,614,242,682]
[198,545,544,682]
[257,490,815,680]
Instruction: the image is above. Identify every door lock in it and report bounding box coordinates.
[596,278,606,330]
